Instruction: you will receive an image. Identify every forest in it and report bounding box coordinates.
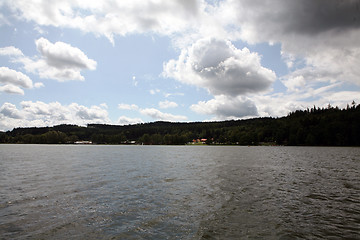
[1,103,359,146]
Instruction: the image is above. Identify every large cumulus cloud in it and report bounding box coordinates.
[164,38,275,118]
[28,38,97,81]
[1,38,97,82]
[164,38,276,96]
[36,38,96,71]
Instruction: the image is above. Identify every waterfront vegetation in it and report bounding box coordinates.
[1,103,359,146]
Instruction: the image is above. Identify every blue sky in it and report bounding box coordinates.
[1,0,359,131]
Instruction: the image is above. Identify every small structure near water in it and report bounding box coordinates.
[74,140,93,144]
[192,139,207,144]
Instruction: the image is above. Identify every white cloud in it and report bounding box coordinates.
[282,75,306,93]
[23,38,97,81]
[0,101,110,130]
[0,67,33,95]
[159,100,178,109]
[0,85,24,95]
[279,47,360,94]
[71,103,108,120]
[3,0,203,44]
[0,46,24,56]
[117,116,144,125]
[118,102,186,122]
[325,91,360,107]
[190,95,258,119]
[139,108,187,122]
[163,38,276,97]
[118,103,139,110]
[0,67,33,88]
[164,92,184,98]
[2,39,97,82]
[253,88,360,118]
[35,37,96,70]
[21,101,55,116]
[0,103,24,119]
[34,82,44,88]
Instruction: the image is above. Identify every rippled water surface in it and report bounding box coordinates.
[1,145,359,239]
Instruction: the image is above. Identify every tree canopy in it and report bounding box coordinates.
[1,104,359,146]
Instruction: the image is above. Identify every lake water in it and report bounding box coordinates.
[1,145,359,239]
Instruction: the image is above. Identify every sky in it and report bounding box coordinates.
[0,0,360,131]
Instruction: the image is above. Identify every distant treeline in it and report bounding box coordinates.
[1,103,359,146]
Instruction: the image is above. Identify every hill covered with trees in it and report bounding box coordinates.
[1,103,359,146]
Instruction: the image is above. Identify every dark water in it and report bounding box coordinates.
[1,145,359,239]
